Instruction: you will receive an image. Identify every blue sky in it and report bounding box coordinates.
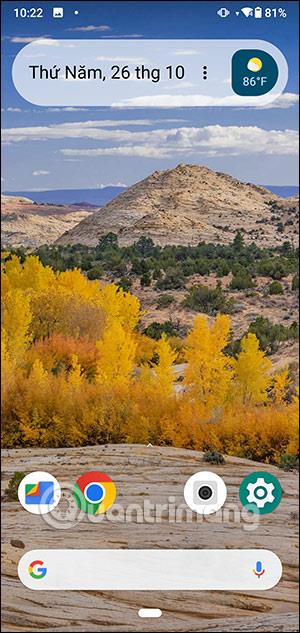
[1,0,299,191]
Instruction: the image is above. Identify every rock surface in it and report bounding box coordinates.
[56,164,299,247]
[1,195,93,248]
[1,444,299,632]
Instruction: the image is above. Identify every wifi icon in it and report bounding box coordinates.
[241,7,254,16]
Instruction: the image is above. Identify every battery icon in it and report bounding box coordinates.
[254,7,263,18]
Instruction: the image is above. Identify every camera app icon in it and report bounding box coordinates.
[184,471,227,515]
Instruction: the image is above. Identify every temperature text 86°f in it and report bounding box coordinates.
[243,76,268,87]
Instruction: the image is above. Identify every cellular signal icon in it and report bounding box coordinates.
[241,7,254,16]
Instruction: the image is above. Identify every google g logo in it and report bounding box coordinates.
[73,471,117,515]
[28,560,47,579]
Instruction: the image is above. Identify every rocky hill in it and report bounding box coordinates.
[1,195,93,248]
[56,164,299,248]
[1,444,299,632]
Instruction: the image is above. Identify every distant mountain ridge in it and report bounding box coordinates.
[3,184,298,206]
[2,186,126,207]
[264,186,299,198]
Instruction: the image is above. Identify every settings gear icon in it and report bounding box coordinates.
[246,477,275,509]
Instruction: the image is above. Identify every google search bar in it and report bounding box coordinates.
[18,549,282,591]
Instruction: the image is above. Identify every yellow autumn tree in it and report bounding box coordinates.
[2,288,32,363]
[98,284,141,330]
[95,321,137,387]
[68,354,83,388]
[271,368,290,404]
[3,255,55,292]
[233,333,272,405]
[30,285,106,341]
[57,268,101,303]
[1,330,14,405]
[29,358,48,390]
[2,255,23,294]
[1,253,298,464]
[20,256,55,291]
[154,335,177,398]
[184,314,233,409]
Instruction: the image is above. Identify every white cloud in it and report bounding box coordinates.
[6,107,22,112]
[1,119,185,142]
[95,56,146,62]
[173,49,202,56]
[66,25,111,32]
[111,92,299,108]
[10,36,58,45]
[256,92,299,109]
[22,52,47,59]
[10,36,44,43]
[61,146,167,159]
[2,120,297,159]
[46,107,90,112]
[98,182,127,188]
[31,39,60,47]
[32,170,50,176]
[101,33,143,39]
[59,125,298,159]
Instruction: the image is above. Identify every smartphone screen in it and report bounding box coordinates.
[1,2,299,631]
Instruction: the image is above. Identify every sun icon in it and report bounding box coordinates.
[247,57,263,72]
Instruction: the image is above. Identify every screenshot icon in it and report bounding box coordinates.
[53,7,64,18]
[184,471,227,515]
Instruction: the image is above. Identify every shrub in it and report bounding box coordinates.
[5,472,25,500]
[203,450,225,465]
[216,261,230,277]
[135,236,155,257]
[86,265,104,280]
[184,283,233,315]
[140,272,152,287]
[153,267,162,280]
[96,232,118,252]
[230,272,255,290]
[143,320,184,340]
[248,316,299,353]
[292,274,299,291]
[258,258,289,280]
[156,294,175,309]
[278,454,299,471]
[194,258,210,275]
[117,277,132,292]
[131,258,149,275]
[156,267,185,290]
[268,281,284,295]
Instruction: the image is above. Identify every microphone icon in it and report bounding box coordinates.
[253,561,265,578]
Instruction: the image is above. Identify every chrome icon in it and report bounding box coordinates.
[73,471,116,515]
